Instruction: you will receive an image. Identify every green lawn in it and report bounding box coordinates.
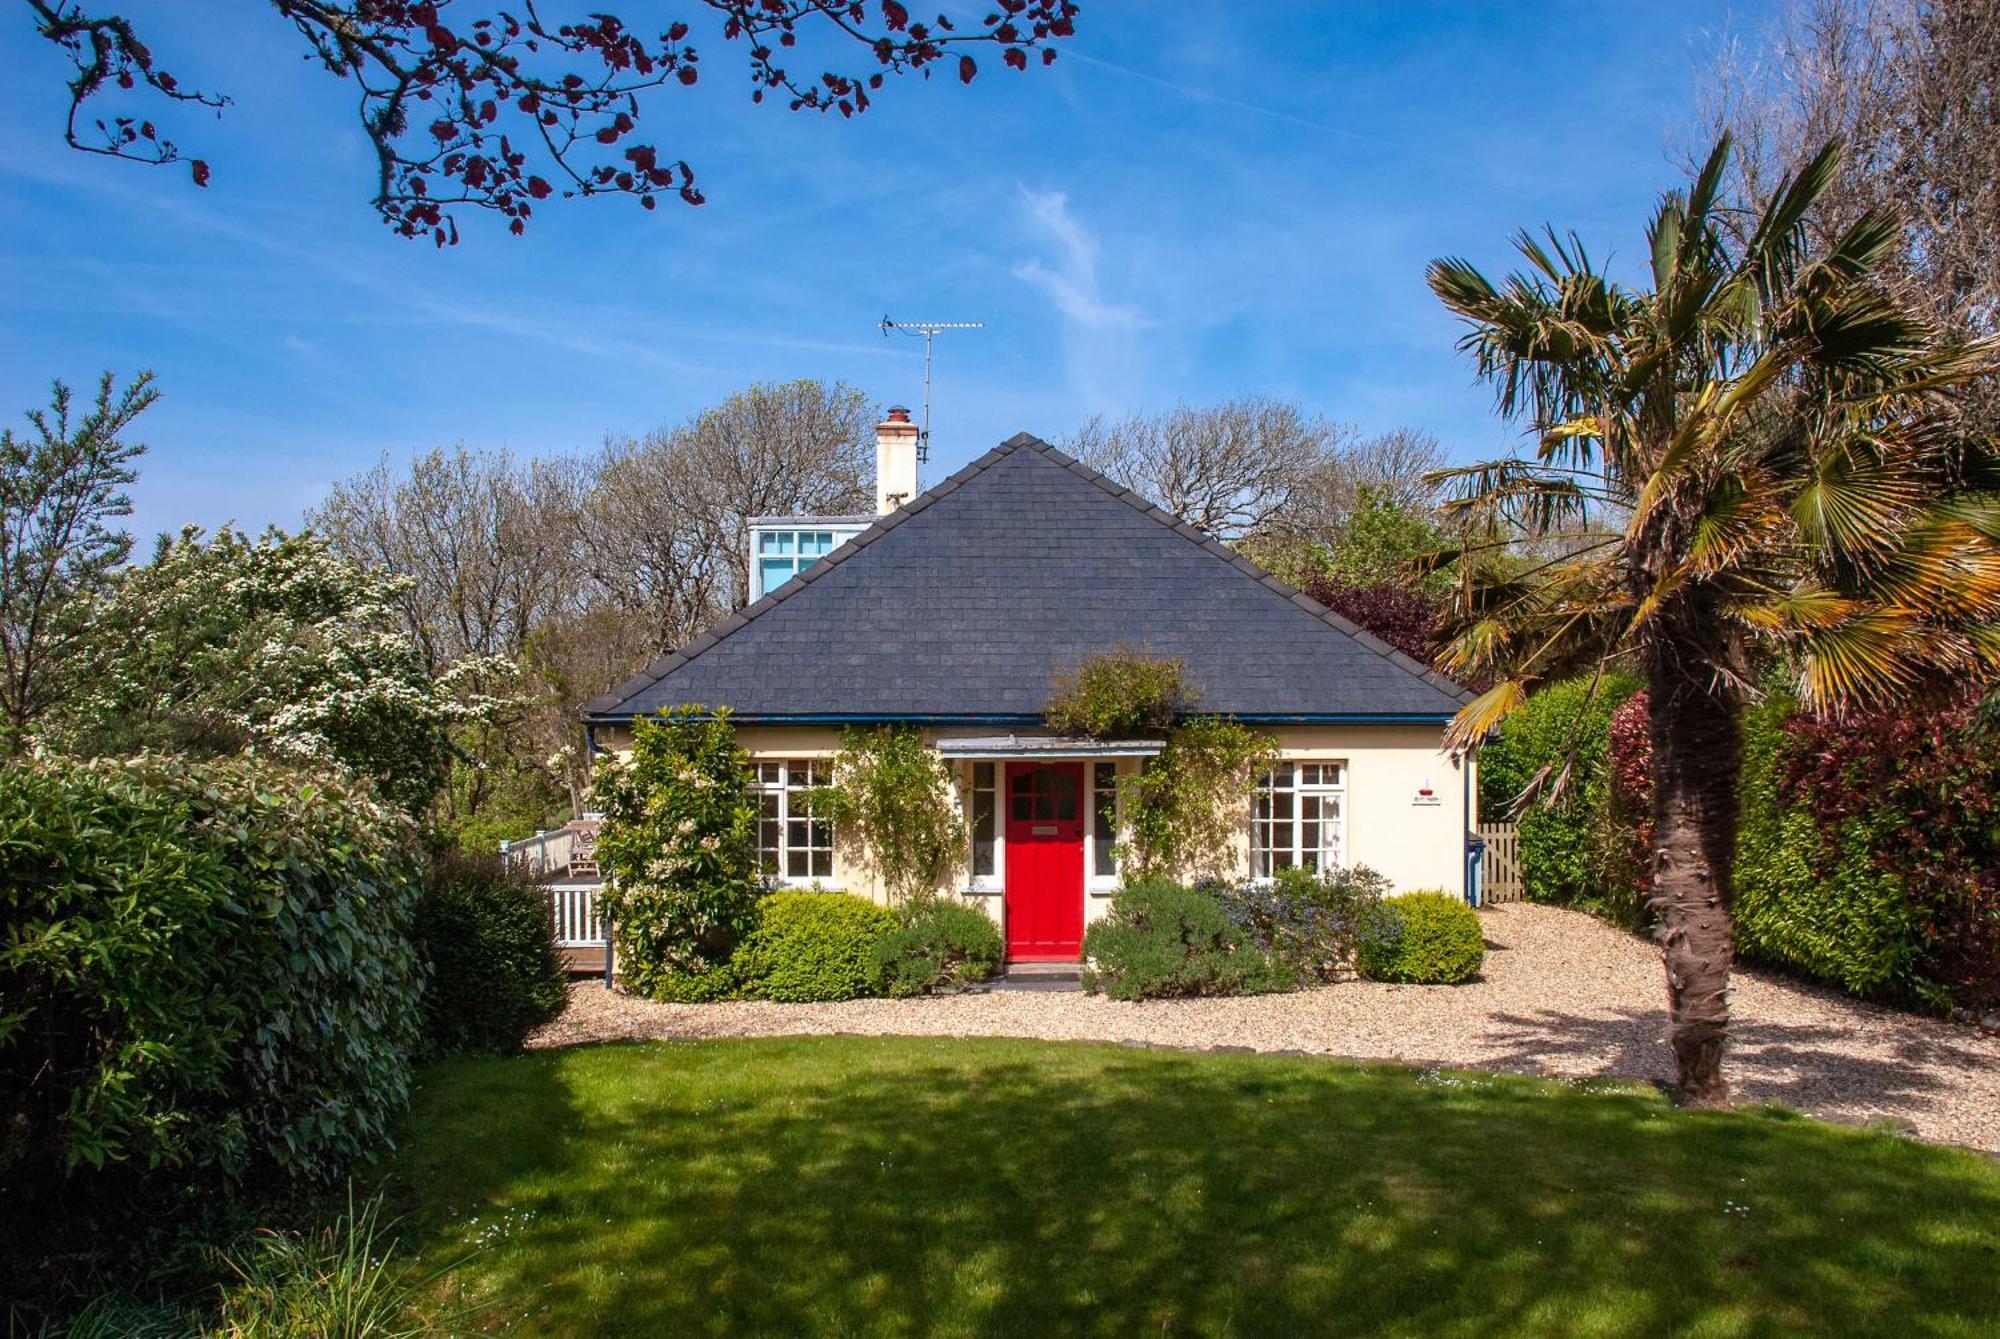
[390,1037,2000,1338]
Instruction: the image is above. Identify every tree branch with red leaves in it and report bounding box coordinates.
[23,0,1079,244]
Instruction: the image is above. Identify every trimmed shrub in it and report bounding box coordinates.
[1357,891,1485,985]
[1602,690,1655,927]
[0,754,423,1295]
[415,854,568,1055]
[591,707,762,1000]
[1478,675,1642,916]
[875,899,1004,997]
[735,891,898,1003]
[1081,878,1295,1001]
[1217,864,1391,981]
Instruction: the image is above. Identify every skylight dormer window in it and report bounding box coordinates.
[746,516,872,601]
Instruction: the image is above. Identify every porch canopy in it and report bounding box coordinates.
[936,734,1164,760]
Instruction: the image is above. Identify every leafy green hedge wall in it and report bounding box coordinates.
[1478,674,1643,924]
[1540,673,1998,1012]
[0,755,425,1242]
[1732,687,1997,1012]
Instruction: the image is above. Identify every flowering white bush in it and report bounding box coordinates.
[51,526,498,812]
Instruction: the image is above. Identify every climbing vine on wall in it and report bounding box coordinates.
[807,725,965,903]
[1045,648,1273,883]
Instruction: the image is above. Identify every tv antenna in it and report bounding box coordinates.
[879,316,982,462]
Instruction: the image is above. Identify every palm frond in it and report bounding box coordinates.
[1790,446,1925,556]
[1444,678,1528,751]
[1732,583,1859,633]
[1794,609,1931,707]
[1738,138,1841,304]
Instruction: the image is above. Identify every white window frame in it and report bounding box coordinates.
[753,757,836,885]
[1251,760,1347,879]
[1086,759,1121,893]
[966,761,1003,892]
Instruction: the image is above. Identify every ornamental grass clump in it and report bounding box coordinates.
[1357,892,1485,985]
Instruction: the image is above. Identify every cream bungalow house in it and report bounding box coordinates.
[579,410,1478,965]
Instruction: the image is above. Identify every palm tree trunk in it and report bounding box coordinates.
[1645,658,1742,1107]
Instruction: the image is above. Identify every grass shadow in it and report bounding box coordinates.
[387,1036,2000,1337]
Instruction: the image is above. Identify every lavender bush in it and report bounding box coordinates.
[1218,865,1393,981]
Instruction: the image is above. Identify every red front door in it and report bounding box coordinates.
[1004,762,1085,961]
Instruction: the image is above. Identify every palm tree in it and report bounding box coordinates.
[1426,136,2000,1105]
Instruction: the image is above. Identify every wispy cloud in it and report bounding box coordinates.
[1060,50,1364,141]
[1012,188,1149,411]
[1012,188,1146,331]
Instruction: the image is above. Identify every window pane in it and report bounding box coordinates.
[787,849,808,878]
[971,783,995,878]
[1092,763,1116,876]
[1052,769,1080,821]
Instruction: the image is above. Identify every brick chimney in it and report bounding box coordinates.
[875,405,919,514]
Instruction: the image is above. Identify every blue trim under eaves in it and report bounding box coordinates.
[582,710,1456,726]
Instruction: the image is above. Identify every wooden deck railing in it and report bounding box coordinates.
[499,818,600,883]
[549,884,605,948]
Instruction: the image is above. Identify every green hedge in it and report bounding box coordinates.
[1081,879,1295,1000]
[0,754,425,1284]
[875,899,1004,997]
[1357,891,1485,985]
[734,891,899,1003]
[1733,689,1931,1002]
[416,854,568,1055]
[1479,675,1643,923]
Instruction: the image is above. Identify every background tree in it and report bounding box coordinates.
[311,445,597,838]
[25,1,1079,243]
[309,445,588,673]
[1427,137,1999,1104]
[0,371,153,747]
[1281,427,1449,544]
[310,378,872,841]
[586,378,874,626]
[1702,0,1998,348]
[1068,398,1348,543]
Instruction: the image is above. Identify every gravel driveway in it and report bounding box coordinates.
[529,903,2000,1154]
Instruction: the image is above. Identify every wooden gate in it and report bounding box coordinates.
[1477,822,1523,903]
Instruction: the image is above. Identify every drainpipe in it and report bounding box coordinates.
[1458,750,1474,907]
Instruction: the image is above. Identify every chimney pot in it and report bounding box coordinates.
[875,406,921,514]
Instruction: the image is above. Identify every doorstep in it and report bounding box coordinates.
[987,961,1084,993]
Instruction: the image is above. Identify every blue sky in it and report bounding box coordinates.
[0,2,1768,540]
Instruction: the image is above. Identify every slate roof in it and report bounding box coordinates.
[584,435,1472,724]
